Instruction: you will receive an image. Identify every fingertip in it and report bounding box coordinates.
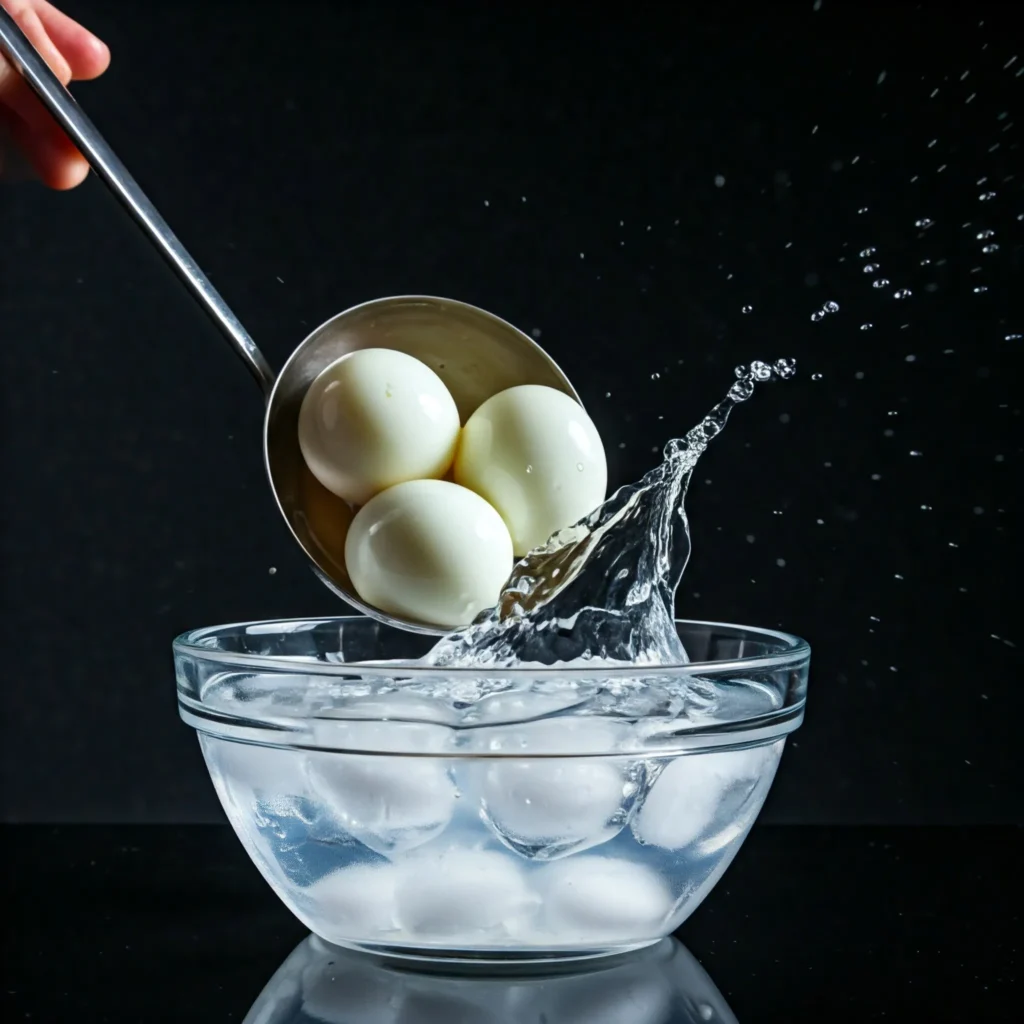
[45,152,90,190]
[76,34,111,81]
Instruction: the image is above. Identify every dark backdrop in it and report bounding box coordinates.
[1,0,1020,823]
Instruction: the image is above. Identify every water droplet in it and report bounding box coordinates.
[863,263,879,273]
[858,206,869,214]
[750,360,773,381]
[531,327,543,338]
[745,534,756,544]
[1006,334,1022,341]
[773,358,797,379]
[824,300,840,313]
[741,304,753,313]
[873,278,891,289]
[525,465,534,474]
[973,506,984,515]
[915,217,935,228]
[714,174,726,187]
[651,372,661,380]
[811,310,825,322]
[905,354,917,362]
[268,567,277,575]
[982,243,1000,253]
[894,288,913,299]
[909,450,923,457]
[579,252,585,259]
[894,574,904,580]
[977,229,996,239]
[921,504,932,510]
[979,191,997,201]
[871,473,882,481]
[974,285,989,293]
[948,541,959,548]
[811,372,823,380]
[859,247,877,257]
[920,258,932,266]
[776,558,787,568]
[576,462,584,472]
[860,322,874,331]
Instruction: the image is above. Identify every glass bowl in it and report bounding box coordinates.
[174,616,808,963]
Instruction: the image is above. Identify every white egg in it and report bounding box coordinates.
[344,479,513,627]
[393,848,540,940]
[298,348,460,505]
[454,384,607,556]
[536,856,673,943]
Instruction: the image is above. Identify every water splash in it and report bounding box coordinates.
[426,361,794,668]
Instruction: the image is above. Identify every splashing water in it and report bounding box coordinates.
[425,359,795,669]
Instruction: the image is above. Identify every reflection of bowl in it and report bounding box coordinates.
[242,933,738,1024]
[175,617,809,963]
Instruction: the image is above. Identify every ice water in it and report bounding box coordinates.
[198,360,797,955]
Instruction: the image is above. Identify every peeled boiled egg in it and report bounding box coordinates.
[454,384,607,556]
[344,479,513,627]
[298,348,460,505]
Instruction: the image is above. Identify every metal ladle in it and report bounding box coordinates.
[1,9,580,635]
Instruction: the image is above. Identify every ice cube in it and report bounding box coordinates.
[536,856,673,943]
[393,847,540,940]
[464,717,637,858]
[480,759,630,859]
[306,749,456,857]
[301,863,399,941]
[631,746,770,852]
[205,736,310,799]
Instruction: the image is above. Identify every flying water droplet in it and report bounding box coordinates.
[860,322,874,330]
[741,304,753,313]
[728,378,756,401]
[974,285,989,293]
[915,217,935,228]
[982,243,1000,253]
[977,229,996,239]
[979,191,997,201]
[873,278,891,289]
[863,263,879,273]
[811,311,825,322]
[811,372,823,380]
[859,247,877,257]
[894,288,913,300]
[909,450,923,457]
[651,372,661,380]
[824,300,840,313]
[750,360,773,381]
[1006,334,1022,341]
[773,358,797,379]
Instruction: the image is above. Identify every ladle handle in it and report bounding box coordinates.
[0,7,275,396]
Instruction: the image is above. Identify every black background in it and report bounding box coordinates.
[1,0,1021,824]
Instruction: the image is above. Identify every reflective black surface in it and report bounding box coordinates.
[4,824,1020,1020]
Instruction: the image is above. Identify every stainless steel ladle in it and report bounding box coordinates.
[1,8,580,635]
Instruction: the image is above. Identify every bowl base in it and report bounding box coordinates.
[317,936,661,974]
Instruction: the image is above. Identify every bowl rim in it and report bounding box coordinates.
[173,615,810,679]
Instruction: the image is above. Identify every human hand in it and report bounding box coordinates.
[1,0,109,188]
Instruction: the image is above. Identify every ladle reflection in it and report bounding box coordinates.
[242,934,736,1024]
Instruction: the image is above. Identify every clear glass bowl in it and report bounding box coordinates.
[175,616,809,963]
